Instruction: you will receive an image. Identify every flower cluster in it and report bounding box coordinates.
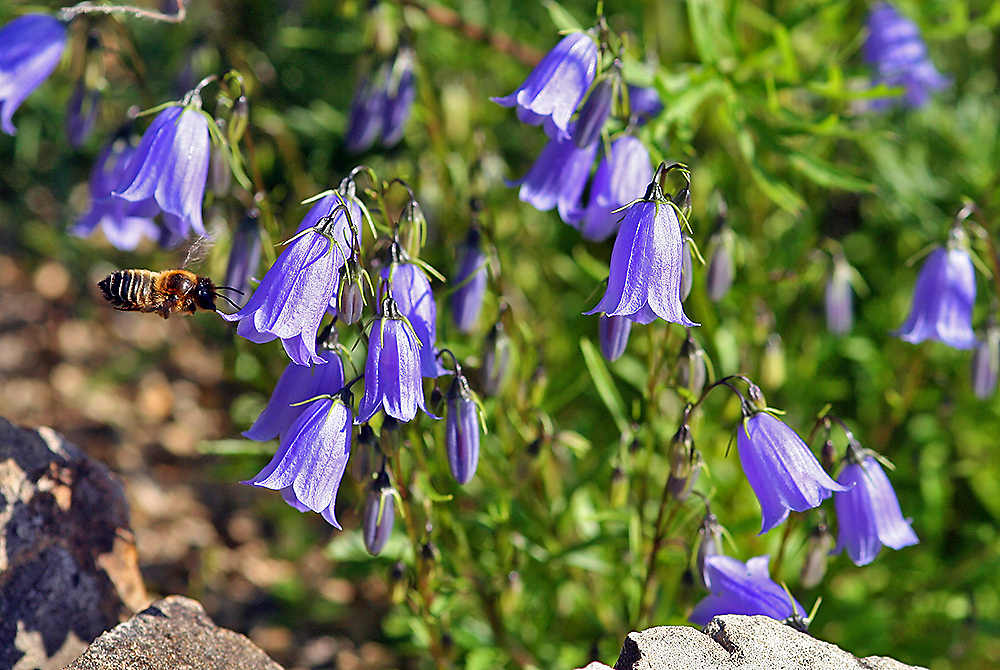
[345,47,416,153]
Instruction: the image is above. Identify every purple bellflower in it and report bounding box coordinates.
[0,14,67,136]
[356,295,433,424]
[444,369,482,485]
[381,254,444,378]
[382,47,416,148]
[738,409,850,535]
[572,73,614,148]
[245,391,353,529]
[587,164,698,325]
[345,73,386,154]
[626,84,664,125]
[225,182,362,365]
[864,3,948,109]
[516,125,598,224]
[70,137,160,250]
[113,105,211,244]
[835,453,918,566]
[971,323,1000,399]
[224,209,263,308]
[598,314,632,362]
[895,234,977,350]
[492,32,597,140]
[244,347,344,442]
[451,226,488,332]
[576,135,652,242]
[689,555,806,627]
[66,79,101,148]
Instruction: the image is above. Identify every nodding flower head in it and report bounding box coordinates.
[586,165,698,326]
[492,31,597,140]
[515,124,598,225]
[864,2,949,109]
[224,180,362,365]
[0,14,67,136]
[577,135,653,242]
[689,555,806,627]
[444,368,482,485]
[380,253,444,378]
[451,226,488,333]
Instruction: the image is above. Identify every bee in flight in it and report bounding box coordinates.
[98,269,243,319]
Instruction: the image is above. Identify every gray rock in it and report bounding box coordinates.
[0,418,148,670]
[64,596,284,669]
[613,615,924,670]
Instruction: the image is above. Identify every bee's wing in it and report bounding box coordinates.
[181,236,214,269]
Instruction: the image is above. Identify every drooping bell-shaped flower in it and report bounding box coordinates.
[864,2,949,109]
[70,135,160,250]
[666,423,700,502]
[382,47,416,148]
[357,295,432,424]
[515,125,599,224]
[224,182,362,365]
[244,347,344,442]
[689,555,806,627]
[224,209,262,309]
[706,228,735,303]
[626,84,664,125]
[381,253,444,378]
[825,252,854,335]
[66,78,101,148]
[363,471,396,555]
[587,165,698,326]
[481,318,511,396]
[113,105,211,243]
[572,72,615,148]
[738,408,850,535]
[577,135,652,242]
[799,522,835,589]
[835,453,918,566]
[445,371,481,485]
[971,321,1000,399]
[598,314,632,362]
[345,73,386,154]
[895,233,977,350]
[0,14,67,136]
[492,32,597,140]
[451,226,488,332]
[245,390,354,529]
[676,332,707,397]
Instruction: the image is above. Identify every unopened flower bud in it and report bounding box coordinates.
[599,314,632,362]
[451,226,488,332]
[363,473,395,556]
[573,75,614,148]
[66,79,101,148]
[680,236,693,302]
[446,374,481,485]
[673,186,691,215]
[350,424,378,482]
[825,253,854,335]
[800,522,834,588]
[821,439,838,475]
[481,319,511,396]
[382,47,416,148]
[676,334,707,398]
[228,94,249,145]
[706,229,735,302]
[695,511,725,590]
[971,324,1000,399]
[381,416,402,454]
[400,199,427,258]
[338,272,365,325]
[224,209,262,308]
[667,424,700,501]
[210,119,232,196]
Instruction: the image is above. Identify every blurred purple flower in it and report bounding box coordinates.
[345,74,386,154]
[825,253,853,335]
[224,185,361,365]
[0,14,67,136]
[572,75,613,148]
[835,455,918,566]
[451,227,488,332]
[895,242,977,350]
[445,372,481,485]
[577,135,652,242]
[598,314,631,362]
[65,79,101,148]
[516,126,598,224]
[244,347,344,442]
[492,32,597,139]
[363,472,395,555]
[245,393,353,529]
[113,105,211,243]
[689,555,805,626]
[224,209,263,308]
[864,2,949,109]
[627,84,663,125]
[70,138,159,251]
[738,410,850,535]
[382,47,416,148]
[381,259,444,378]
[971,325,1000,399]
[586,166,697,325]
[357,297,432,424]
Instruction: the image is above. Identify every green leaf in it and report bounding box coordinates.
[788,151,875,193]
[543,0,584,32]
[580,338,629,434]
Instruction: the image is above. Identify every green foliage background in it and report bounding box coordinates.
[2,1,999,669]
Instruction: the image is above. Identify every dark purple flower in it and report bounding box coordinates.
[451,227,488,332]
[381,260,444,378]
[835,455,918,566]
[357,296,431,424]
[516,126,598,224]
[65,79,101,148]
[492,32,597,140]
[586,166,698,325]
[0,14,67,136]
[345,73,386,154]
[864,2,949,109]
[971,325,1000,399]
[895,240,977,350]
[626,84,664,125]
[224,209,262,308]
[382,47,415,148]
[689,555,805,626]
[363,472,395,555]
[245,392,353,529]
[70,138,160,251]
[224,185,361,365]
[598,314,632,362]
[113,105,211,241]
[577,135,652,242]
[738,410,850,535]
[445,373,481,485]
[572,75,614,148]
[244,347,344,442]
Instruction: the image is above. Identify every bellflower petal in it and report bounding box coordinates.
[738,412,850,535]
[345,74,386,154]
[895,245,977,350]
[0,14,67,135]
[689,555,805,626]
[356,307,431,424]
[626,84,663,125]
[451,227,488,332]
[246,396,353,529]
[65,79,101,148]
[492,32,597,139]
[572,76,613,148]
[598,314,632,362]
[516,127,598,223]
[835,456,918,566]
[381,262,444,377]
[578,135,653,241]
[864,2,949,109]
[224,210,263,308]
[445,375,481,485]
[382,48,416,147]
[114,106,211,239]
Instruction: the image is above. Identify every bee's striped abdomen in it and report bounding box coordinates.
[99,269,156,311]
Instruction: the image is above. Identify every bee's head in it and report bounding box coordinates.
[193,277,219,311]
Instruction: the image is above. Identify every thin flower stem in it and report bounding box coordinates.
[60,0,187,23]
[637,486,682,628]
[772,513,796,576]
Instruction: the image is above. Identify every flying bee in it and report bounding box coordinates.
[98,268,243,319]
